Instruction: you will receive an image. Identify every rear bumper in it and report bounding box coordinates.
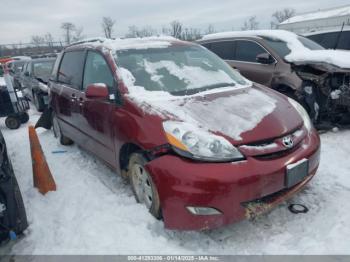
[146,129,320,230]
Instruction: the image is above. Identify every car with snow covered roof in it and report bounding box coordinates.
[197,30,350,127]
[44,36,320,230]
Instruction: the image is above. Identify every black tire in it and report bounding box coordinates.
[19,112,29,124]
[33,91,45,112]
[127,153,161,219]
[5,116,21,130]
[52,112,74,146]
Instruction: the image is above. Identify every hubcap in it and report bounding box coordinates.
[131,164,153,209]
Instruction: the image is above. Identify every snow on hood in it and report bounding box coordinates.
[120,68,277,141]
[0,77,6,87]
[281,5,350,25]
[202,30,350,69]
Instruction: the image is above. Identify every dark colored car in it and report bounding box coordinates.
[48,37,320,230]
[21,58,55,112]
[198,30,350,126]
[6,60,29,89]
[0,129,28,242]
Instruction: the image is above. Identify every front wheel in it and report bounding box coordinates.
[127,153,161,219]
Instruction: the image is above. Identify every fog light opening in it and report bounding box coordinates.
[186,206,222,215]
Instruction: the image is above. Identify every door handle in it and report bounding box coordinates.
[78,97,84,106]
[71,93,77,102]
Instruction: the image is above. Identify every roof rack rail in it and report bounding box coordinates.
[67,37,107,47]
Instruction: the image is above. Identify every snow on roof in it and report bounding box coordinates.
[72,36,177,51]
[202,30,350,69]
[281,5,350,25]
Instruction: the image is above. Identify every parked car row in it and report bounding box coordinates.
[6,57,55,112]
[34,35,321,230]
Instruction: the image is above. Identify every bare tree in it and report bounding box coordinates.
[181,27,202,41]
[205,24,216,35]
[102,17,115,38]
[271,8,296,28]
[241,16,259,31]
[61,22,76,44]
[170,20,183,38]
[44,33,55,47]
[31,35,45,47]
[125,25,157,38]
[72,27,85,42]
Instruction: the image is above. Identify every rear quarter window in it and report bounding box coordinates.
[205,41,235,60]
[58,51,85,89]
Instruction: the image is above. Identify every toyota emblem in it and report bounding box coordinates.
[282,136,294,149]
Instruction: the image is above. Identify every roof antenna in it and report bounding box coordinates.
[334,22,345,50]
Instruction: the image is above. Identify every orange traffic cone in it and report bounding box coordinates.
[28,126,56,194]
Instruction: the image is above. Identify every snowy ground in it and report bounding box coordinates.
[0,107,349,255]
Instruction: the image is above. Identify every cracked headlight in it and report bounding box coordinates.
[288,98,312,132]
[163,121,244,162]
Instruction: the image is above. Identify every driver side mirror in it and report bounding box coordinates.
[85,83,109,99]
[256,53,275,64]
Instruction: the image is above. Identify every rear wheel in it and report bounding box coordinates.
[5,116,21,130]
[52,112,73,146]
[19,112,29,124]
[128,153,161,219]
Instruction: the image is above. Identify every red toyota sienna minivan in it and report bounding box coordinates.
[49,37,320,230]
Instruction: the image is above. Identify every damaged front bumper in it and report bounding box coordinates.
[145,129,320,230]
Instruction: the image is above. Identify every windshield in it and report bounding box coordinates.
[33,61,54,78]
[116,45,248,96]
[298,36,324,50]
[262,36,325,59]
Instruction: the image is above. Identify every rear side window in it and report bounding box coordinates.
[206,41,235,60]
[58,51,85,89]
[308,31,350,50]
[235,40,266,63]
[83,51,114,90]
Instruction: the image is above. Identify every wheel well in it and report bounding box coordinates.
[119,143,143,172]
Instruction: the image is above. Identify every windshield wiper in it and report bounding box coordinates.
[171,82,236,96]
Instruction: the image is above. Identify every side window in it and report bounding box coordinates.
[308,32,337,49]
[207,41,235,60]
[25,62,31,75]
[235,40,267,63]
[58,51,86,89]
[309,32,350,50]
[83,51,114,90]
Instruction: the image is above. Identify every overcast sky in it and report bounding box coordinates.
[0,0,349,44]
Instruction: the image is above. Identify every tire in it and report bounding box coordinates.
[33,91,45,112]
[127,153,161,219]
[52,112,74,146]
[19,112,29,124]
[5,116,21,130]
